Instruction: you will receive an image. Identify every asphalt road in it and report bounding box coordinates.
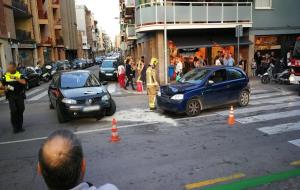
[0,67,300,190]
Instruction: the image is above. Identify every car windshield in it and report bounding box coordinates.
[102,60,116,68]
[60,72,100,89]
[179,68,211,84]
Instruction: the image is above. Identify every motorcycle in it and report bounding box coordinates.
[35,65,52,82]
[261,60,290,84]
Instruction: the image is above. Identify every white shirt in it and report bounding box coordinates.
[175,61,183,73]
[215,59,222,66]
[117,65,125,75]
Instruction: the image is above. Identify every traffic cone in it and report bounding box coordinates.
[228,106,235,126]
[110,118,120,143]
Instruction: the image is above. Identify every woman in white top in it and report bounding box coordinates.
[215,56,222,66]
[117,64,126,88]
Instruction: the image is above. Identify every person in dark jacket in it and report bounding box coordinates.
[125,58,135,90]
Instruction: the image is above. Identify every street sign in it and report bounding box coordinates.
[235,25,243,38]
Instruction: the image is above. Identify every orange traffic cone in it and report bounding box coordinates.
[228,106,235,126]
[110,118,120,142]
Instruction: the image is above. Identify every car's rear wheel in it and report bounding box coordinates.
[56,103,69,123]
[239,90,250,107]
[106,99,116,116]
[186,99,201,117]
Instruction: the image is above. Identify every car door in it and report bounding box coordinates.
[226,68,246,102]
[202,69,229,108]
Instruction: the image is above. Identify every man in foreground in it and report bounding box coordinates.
[0,62,27,133]
[38,130,119,190]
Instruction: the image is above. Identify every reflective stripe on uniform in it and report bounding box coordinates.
[5,72,22,82]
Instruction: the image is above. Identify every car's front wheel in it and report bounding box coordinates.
[185,99,201,117]
[106,99,116,116]
[239,90,250,107]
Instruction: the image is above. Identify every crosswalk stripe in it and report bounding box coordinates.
[218,101,300,116]
[236,110,300,124]
[251,92,293,100]
[257,122,300,135]
[106,83,117,94]
[28,91,48,101]
[288,139,300,147]
[26,88,43,97]
[250,95,300,106]
[251,89,269,94]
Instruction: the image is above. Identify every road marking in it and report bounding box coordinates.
[250,95,300,105]
[237,110,300,124]
[251,92,293,100]
[202,168,300,190]
[218,102,300,116]
[251,89,269,94]
[106,83,117,94]
[26,88,43,97]
[185,173,246,190]
[290,160,300,166]
[0,113,218,146]
[258,122,300,135]
[27,90,48,101]
[288,139,300,147]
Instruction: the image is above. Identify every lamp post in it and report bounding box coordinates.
[164,0,168,84]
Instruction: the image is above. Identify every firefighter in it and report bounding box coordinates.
[146,58,159,110]
[0,63,27,133]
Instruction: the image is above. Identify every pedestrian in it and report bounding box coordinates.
[175,57,183,81]
[38,129,119,190]
[0,62,27,134]
[255,51,262,76]
[251,58,257,77]
[136,56,145,82]
[117,63,125,88]
[125,58,135,90]
[215,56,222,66]
[146,58,159,110]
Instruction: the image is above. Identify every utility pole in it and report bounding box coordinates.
[164,0,168,84]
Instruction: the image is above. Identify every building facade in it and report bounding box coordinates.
[61,0,78,60]
[75,5,90,58]
[121,0,300,84]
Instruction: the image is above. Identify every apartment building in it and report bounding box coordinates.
[61,0,78,60]
[121,0,300,83]
[75,5,90,58]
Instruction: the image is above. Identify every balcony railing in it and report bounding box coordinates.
[136,1,252,31]
[16,30,33,42]
[56,37,64,45]
[125,0,135,8]
[126,24,136,40]
[12,0,31,17]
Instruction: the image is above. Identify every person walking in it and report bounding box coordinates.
[146,58,159,110]
[175,57,183,81]
[117,63,126,88]
[0,63,27,134]
[125,59,135,90]
[136,56,145,82]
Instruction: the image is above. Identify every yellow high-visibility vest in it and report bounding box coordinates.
[4,71,22,82]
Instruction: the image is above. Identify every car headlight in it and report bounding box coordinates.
[100,70,105,73]
[171,94,184,100]
[102,94,110,101]
[62,98,77,104]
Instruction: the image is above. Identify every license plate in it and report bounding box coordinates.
[83,105,100,112]
[106,73,113,76]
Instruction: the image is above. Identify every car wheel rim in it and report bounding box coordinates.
[188,100,200,115]
[241,92,249,106]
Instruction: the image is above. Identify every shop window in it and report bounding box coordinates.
[255,0,272,9]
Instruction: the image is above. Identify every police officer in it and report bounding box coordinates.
[0,63,27,133]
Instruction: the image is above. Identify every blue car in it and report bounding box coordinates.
[157,66,250,116]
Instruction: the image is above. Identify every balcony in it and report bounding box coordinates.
[52,0,60,8]
[135,1,252,32]
[55,36,64,47]
[11,0,31,18]
[41,37,53,46]
[125,0,135,8]
[16,30,34,43]
[54,19,62,29]
[126,24,137,40]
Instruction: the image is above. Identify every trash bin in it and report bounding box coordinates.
[168,65,175,80]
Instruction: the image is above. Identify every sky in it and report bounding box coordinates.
[75,0,120,43]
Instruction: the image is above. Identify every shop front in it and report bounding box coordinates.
[18,43,36,67]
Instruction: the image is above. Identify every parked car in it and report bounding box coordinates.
[95,56,104,65]
[48,70,116,123]
[20,67,41,90]
[72,59,86,69]
[56,60,72,71]
[157,66,250,117]
[99,59,118,81]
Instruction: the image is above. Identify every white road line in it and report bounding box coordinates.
[218,101,300,116]
[27,90,48,101]
[258,122,300,135]
[236,110,300,124]
[251,92,293,100]
[26,88,43,97]
[289,139,300,147]
[106,83,117,94]
[250,95,300,106]
[251,89,269,94]
[0,113,218,145]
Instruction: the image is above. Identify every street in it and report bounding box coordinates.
[0,66,300,189]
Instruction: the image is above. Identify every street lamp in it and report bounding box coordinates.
[164,0,168,84]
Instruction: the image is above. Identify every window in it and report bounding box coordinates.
[209,69,227,84]
[255,0,272,9]
[227,69,244,80]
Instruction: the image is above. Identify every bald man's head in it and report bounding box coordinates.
[38,130,84,190]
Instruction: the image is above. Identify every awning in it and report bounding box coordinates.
[171,35,253,49]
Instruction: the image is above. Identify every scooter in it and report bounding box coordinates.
[261,62,290,84]
[41,65,52,82]
[261,63,275,84]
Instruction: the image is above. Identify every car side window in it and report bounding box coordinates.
[209,69,227,84]
[228,69,244,80]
